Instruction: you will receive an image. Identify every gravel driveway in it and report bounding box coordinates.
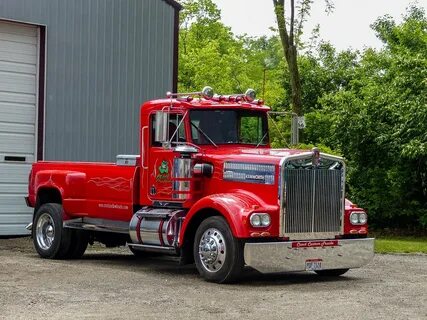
[0,237,426,320]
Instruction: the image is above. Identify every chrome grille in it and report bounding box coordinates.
[281,153,345,239]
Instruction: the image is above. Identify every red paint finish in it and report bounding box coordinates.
[27,98,369,248]
[28,162,137,221]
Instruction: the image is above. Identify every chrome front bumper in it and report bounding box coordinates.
[244,238,374,273]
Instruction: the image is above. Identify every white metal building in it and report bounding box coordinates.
[0,22,39,235]
[0,0,181,236]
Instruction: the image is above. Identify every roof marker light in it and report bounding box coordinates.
[245,89,256,102]
[201,86,214,99]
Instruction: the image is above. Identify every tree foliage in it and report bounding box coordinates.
[306,6,427,229]
[178,1,427,230]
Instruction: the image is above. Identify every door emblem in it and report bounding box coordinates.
[159,160,169,174]
[156,160,171,182]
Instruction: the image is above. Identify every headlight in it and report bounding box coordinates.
[250,213,271,227]
[260,214,271,227]
[358,212,368,224]
[350,212,367,225]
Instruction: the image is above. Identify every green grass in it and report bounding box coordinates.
[375,236,427,254]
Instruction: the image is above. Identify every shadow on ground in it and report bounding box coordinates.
[1,236,361,286]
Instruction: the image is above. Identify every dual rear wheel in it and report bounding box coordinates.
[32,203,88,259]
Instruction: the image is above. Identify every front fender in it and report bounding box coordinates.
[179,191,278,245]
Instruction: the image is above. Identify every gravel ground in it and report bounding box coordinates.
[0,237,426,320]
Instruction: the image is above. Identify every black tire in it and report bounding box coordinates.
[32,203,72,259]
[193,216,244,283]
[65,230,89,259]
[315,269,349,277]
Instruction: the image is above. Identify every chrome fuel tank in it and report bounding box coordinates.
[129,208,186,247]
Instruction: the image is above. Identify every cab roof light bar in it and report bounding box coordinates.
[166,87,264,105]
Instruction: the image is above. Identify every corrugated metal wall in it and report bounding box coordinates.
[0,0,176,162]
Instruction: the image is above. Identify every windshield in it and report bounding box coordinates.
[190,110,268,145]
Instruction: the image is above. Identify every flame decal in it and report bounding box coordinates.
[88,177,131,192]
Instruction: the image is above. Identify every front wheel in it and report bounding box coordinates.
[193,216,244,283]
[315,269,349,277]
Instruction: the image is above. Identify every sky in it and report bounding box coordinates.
[213,0,427,51]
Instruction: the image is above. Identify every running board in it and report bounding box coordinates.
[128,243,178,255]
[63,218,129,234]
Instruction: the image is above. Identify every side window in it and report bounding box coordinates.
[150,114,186,146]
[239,115,266,145]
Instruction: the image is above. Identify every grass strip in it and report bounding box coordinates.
[375,237,427,254]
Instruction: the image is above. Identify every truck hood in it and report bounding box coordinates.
[199,146,310,165]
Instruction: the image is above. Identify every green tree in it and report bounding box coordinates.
[272,0,334,143]
[312,6,427,229]
[178,0,286,101]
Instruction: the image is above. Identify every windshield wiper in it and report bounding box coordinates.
[191,122,218,148]
[255,131,269,148]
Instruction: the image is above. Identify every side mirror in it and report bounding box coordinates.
[154,111,169,143]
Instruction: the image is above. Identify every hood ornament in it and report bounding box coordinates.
[312,147,320,167]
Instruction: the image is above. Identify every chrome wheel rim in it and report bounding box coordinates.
[198,228,226,272]
[36,213,55,250]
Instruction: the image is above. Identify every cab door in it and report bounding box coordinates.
[147,113,186,203]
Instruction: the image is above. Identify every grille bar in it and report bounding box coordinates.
[284,167,343,238]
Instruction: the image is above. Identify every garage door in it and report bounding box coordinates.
[0,21,38,236]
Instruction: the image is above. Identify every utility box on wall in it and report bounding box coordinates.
[0,0,181,236]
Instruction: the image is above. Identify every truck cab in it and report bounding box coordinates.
[26,87,374,283]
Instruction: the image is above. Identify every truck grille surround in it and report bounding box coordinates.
[280,151,345,240]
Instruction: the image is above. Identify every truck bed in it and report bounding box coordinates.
[28,161,140,222]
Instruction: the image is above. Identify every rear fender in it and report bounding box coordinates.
[34,170,87,217]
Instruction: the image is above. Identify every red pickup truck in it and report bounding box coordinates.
[26,87,374,283]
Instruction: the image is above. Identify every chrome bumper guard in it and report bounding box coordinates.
[244,238,374,273]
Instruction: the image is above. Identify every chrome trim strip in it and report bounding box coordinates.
[244,238,374,274]
[63,218,129,234]
[25,223,33,231]
[127,243,177,254]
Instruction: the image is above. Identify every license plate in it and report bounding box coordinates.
[305,259,322,271]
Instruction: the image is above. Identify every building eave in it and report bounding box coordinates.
[162,0,183,11]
